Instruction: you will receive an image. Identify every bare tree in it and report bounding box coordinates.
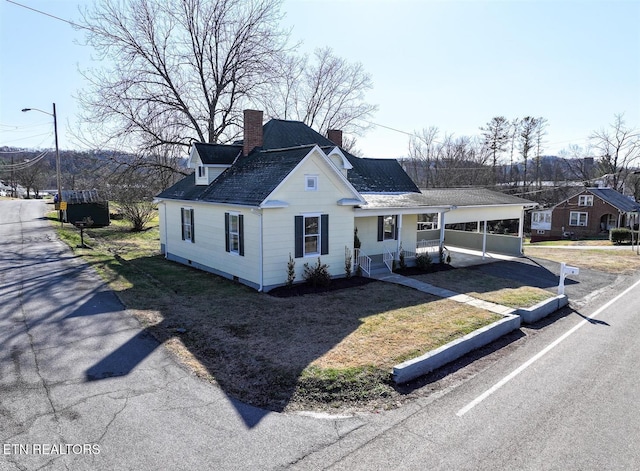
[590,114,640,192]
[508,118,520,186]
[533,117,548,189]
[518,116,540,191]
[78,0,290,152]
[407,126,440,187]
[480,116,510,184]
[262,47,377,137]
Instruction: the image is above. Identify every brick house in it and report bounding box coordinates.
[531,187,640,241]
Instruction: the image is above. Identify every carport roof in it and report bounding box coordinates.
[359,188,536,210]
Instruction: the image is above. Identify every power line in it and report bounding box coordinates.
[5,0,82,29]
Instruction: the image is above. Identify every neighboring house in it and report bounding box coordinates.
[531,187,640,241]
[156,110,536,291]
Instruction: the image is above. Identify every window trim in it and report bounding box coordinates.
[305,174,318,191]
[181,207,195,243]
[224,212,244,256]
[569,211,588,227]
[295,214,329,258]
[578,195,594,206]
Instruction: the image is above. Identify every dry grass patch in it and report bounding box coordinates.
[524,247,640,274]
[52,216,503,411]
[412,268,554,308]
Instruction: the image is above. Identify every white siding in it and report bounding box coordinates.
[163,200,261,287]
[261,151,357,288]
[444,206,525,224]
[354,214,418,256]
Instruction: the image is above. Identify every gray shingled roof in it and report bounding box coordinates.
[156,174,207,201]
[262,119,335,148]
[158,118,423,204]
[199,146,314,206]
[587,188,640,212]
[344,152,420,193]
[361,188,536,210]
[193,142,241,165]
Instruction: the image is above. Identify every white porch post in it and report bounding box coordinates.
[482,220,487,260]
[439,211,446,250]
[396,214,403,258]
[518,211,524,254]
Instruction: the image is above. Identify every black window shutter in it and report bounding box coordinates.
[224,212,230,252]
[181,209,186,240]
[394,216,398,240]
[377,216,384,241]
[294,215,304,258]
[321,214,329,255]
[238,214,244,256]
[190,209,195,243]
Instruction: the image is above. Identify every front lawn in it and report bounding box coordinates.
[50,213,503,411]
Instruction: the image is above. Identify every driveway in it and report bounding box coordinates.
[0,200,364,470]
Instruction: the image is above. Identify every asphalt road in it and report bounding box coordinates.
[0,200,365,470]
[2,200,639,470]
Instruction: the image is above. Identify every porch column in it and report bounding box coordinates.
[482,220,487,260]
[396,214,403,258]
[439,211,446,250]
[518,211,524,254]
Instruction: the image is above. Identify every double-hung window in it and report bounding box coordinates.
[578,195,593,206]
[295,214,329,258]
[181,208,195,242]
[569,211,588,226]
[225,212,244,256]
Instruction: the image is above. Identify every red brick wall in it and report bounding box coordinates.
[550,190,618,238]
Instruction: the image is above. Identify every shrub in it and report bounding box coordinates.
[399,245,407,270]
[303,257,331,287]
[611,228,632,244]
[286,253,296,286]
[415,253,433,271]
[345,249,353,279]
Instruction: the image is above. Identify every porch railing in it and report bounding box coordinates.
[383,245,396,272]
[417,239,441,253]
[354,248,371,276]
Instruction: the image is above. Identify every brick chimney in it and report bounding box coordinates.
[327,129,343,148]
[243,109,263,156]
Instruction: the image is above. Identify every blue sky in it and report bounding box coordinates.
[1,0,639,159]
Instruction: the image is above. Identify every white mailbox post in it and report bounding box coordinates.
[559,262,579,295]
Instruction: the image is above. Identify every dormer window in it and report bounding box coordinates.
[305,175,318,191]
[198,166,206,178]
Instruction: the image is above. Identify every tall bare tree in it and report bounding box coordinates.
[518,116,540,191]
[533,117,548,189]
[407,126,440,188]
[261,47,377,136]
[78,0,291,151]
[480,116,509,184]
[590,114,640,192]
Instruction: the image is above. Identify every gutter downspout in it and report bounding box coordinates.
[255,209,264,292]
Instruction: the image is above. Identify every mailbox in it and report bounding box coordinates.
[558,262,579,295]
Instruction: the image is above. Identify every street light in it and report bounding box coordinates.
[22,103,63,222]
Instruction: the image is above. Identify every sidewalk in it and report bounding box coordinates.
[373,272,516,316]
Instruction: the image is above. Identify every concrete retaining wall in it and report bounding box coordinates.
[516,295,568,324]
[392,314,521,384]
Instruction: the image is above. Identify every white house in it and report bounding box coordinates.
[155,110,536,291]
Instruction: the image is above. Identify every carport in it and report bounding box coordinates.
[354,188,537,271]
